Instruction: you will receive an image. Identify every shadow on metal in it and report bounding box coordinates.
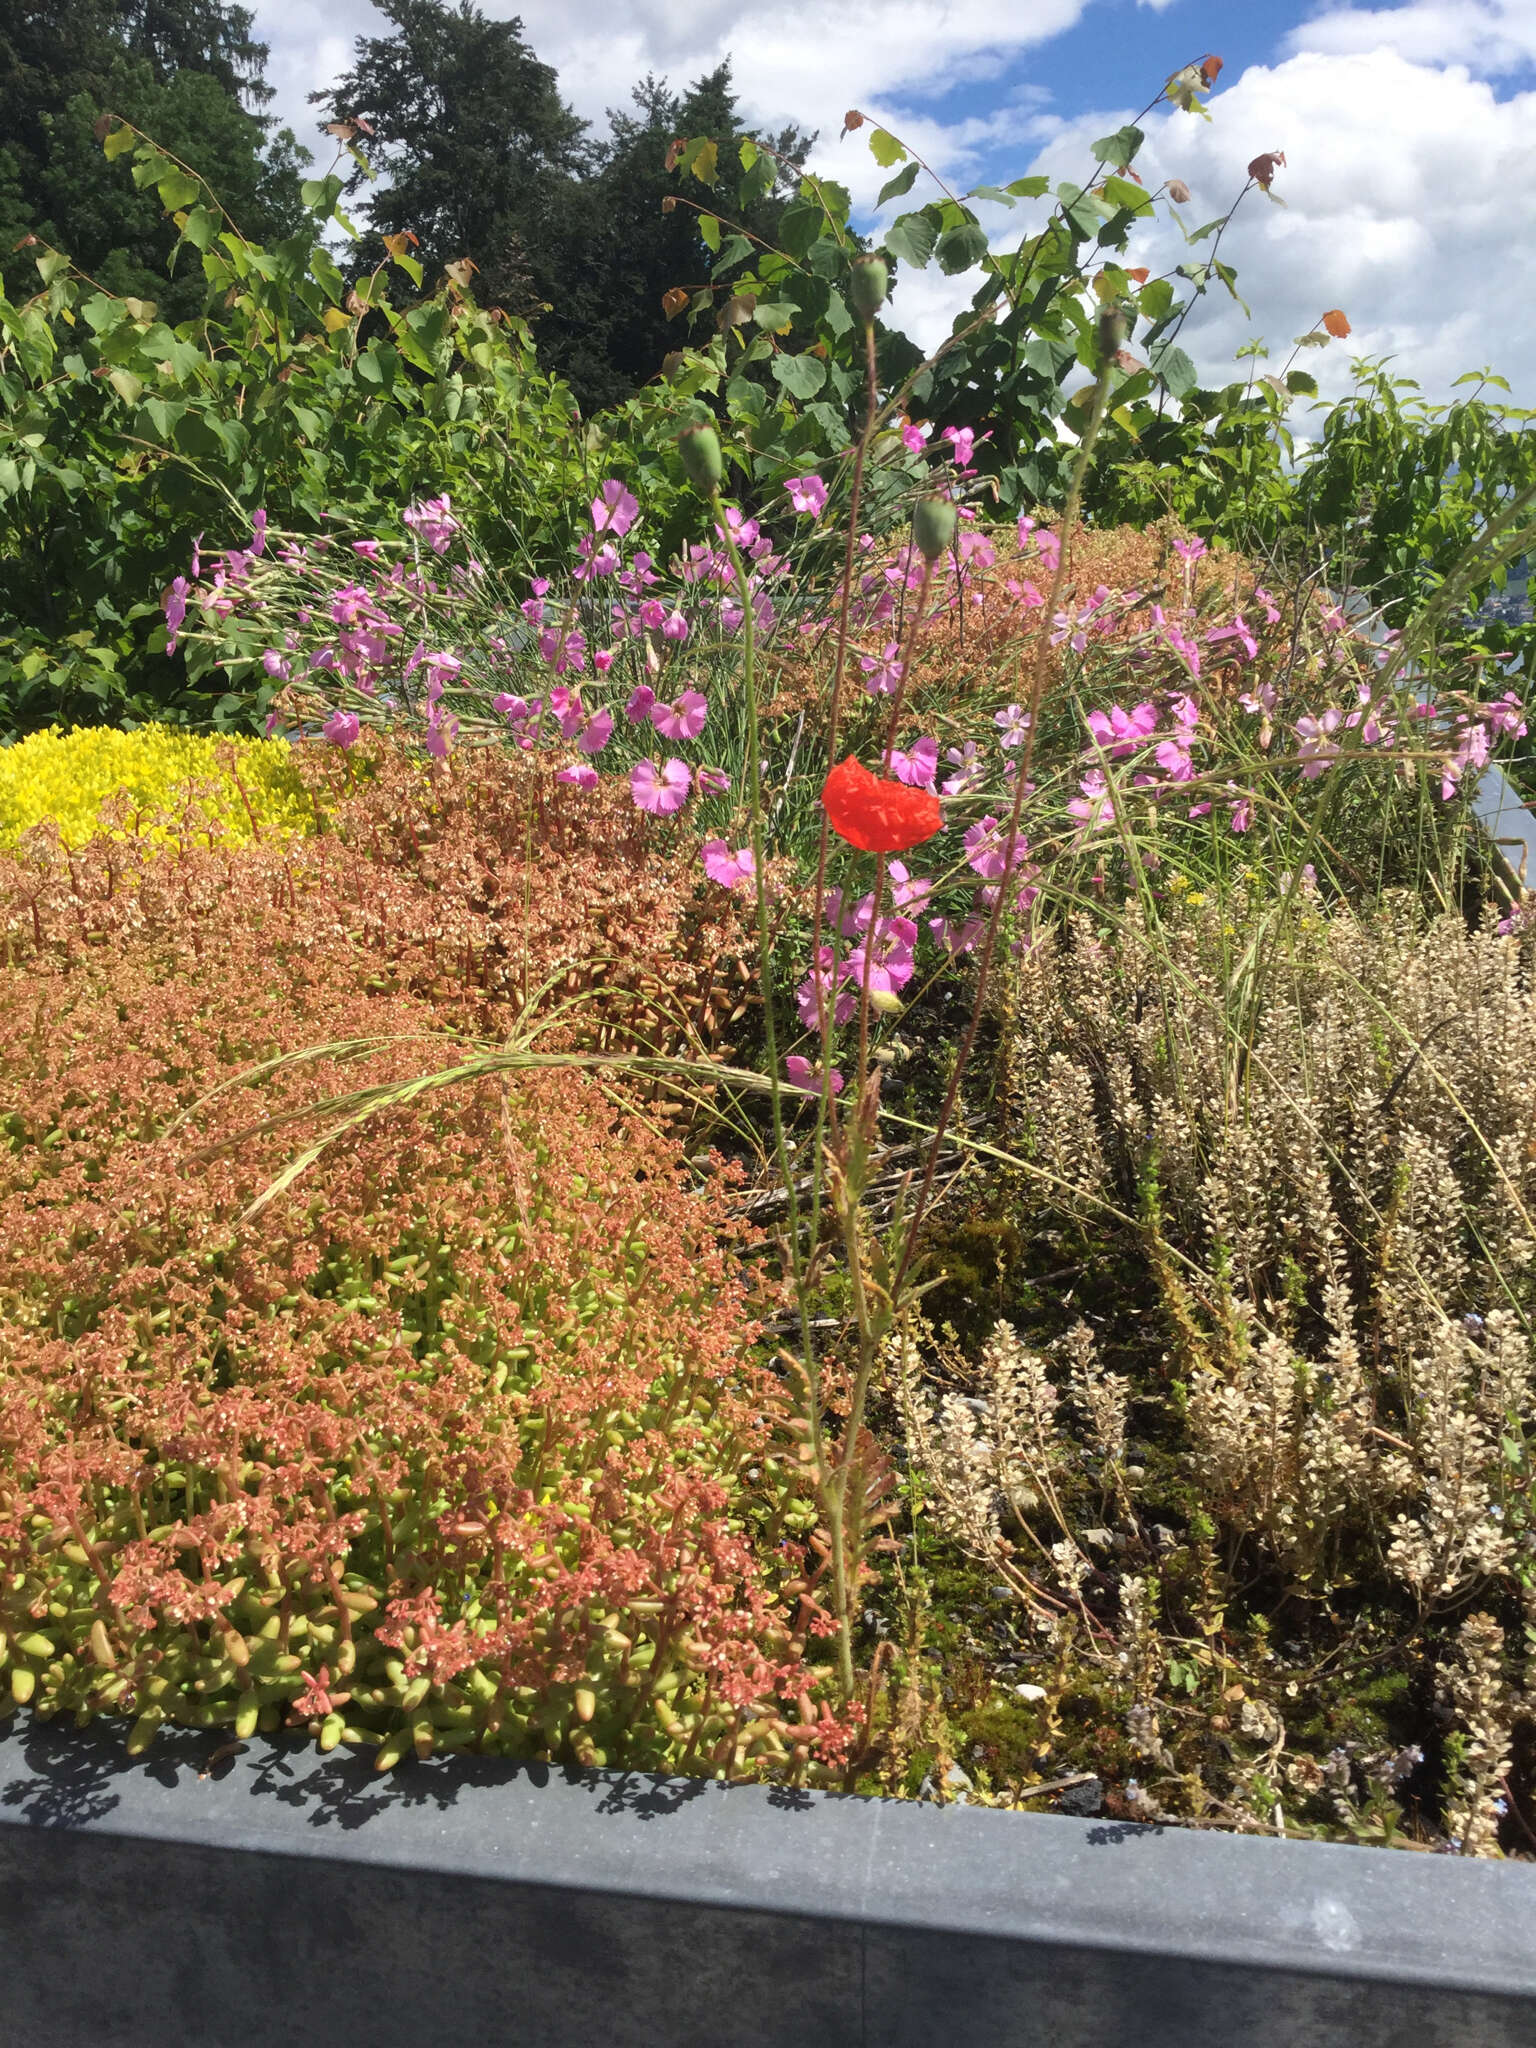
[3,1711,1534,2047]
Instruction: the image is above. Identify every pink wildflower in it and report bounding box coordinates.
[578,709,614,754]
[630,757,691,814]
[650,690,708,741]
[786,476,829,517]
[995,703,1032,747]
[785,1056,845,1097]
[557,764,599,789]
[1087,702,1158,757]
[323,709,360,748]
[858,644,905,696]
[964,817,1028,879]
[702,840,756,889]
[591,479,640,538]
[889,736,938,788]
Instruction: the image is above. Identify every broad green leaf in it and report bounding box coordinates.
[157,171,200,211]
[1006,176,1050,199]
[180,205,218,252]
[102,123,136,161]
[712,232,753,277]
[687,137,719,186]
[877,161,921,207]
[107,368,143,406]
[738,137,758,172]
[869,129,906,169]
[966,184,1017,208]
[699,213,722,253]
[1286,370,1318,396]
[1101,175,1153,217]
[1149,341,1198,399]
[884,211,938,269]
[935,223,990,274]
[1090,125,1145,170]
[751,300,796,331]
[771,352,827,401]
[34,250,70,287]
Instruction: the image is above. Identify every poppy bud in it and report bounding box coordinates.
[850,254,888,322]
[678,423,723,493]
[1097,305,1127,363]
[912,495,958,563]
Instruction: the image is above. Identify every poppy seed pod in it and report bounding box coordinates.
[850,253,889,323]
[678,422,723,493]
[1097,304,1128,364]
[912,494,958,563]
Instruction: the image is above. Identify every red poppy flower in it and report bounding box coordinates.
[822,756,943,853]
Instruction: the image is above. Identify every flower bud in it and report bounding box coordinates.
[678,422,723,494]
[1097,305,1128,363]
[912,494,958,563]
[849,254,888,323]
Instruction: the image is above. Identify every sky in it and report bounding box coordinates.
[248,0,1536,410]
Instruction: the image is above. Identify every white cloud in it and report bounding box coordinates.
[1289,2,1536,72]
[864,45,1536,406]
[252,0,1097,145]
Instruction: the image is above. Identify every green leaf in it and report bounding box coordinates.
[686,137,719,186]
[726,374,766,419]
[34,250,70,286]
[143,396,181,440]
[965,184,1017,208]
[102,123,136,161]
[869,129,907,169]
[157,171,201,211]
[884,211,938,270]
[180,205,218,252]
[1149,342,1198,399]
[738,137,758,172]
[1286,370,1318,396]
[1101,175,1153,217]
[1006,176,1050,199]
[1091,125,1145,170]
[699,213,722,253]
[771,352,827,401]
[106,367,143,406]
[130,152,173,190]
[751,301,796,330]
[877,161,921,208]
[935,223,989,275]
[712,232,753,277]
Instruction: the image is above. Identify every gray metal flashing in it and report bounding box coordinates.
[2,1713,1533,2046]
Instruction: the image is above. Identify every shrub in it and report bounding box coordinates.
[0,740,855,1774]
[0,724,313,851]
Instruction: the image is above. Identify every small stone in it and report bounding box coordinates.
[1014,1683,1047,1701]
[1057,1775,1104,1817]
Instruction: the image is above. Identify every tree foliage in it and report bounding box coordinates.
[0,0,307,321]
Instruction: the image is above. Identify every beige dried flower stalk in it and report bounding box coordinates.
[1439,1611,1515,1857]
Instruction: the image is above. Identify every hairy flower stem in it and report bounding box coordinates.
[805,314,883,1158]
[891,361,1115,1304]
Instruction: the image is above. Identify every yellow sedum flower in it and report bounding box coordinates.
[0,725,313,853]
